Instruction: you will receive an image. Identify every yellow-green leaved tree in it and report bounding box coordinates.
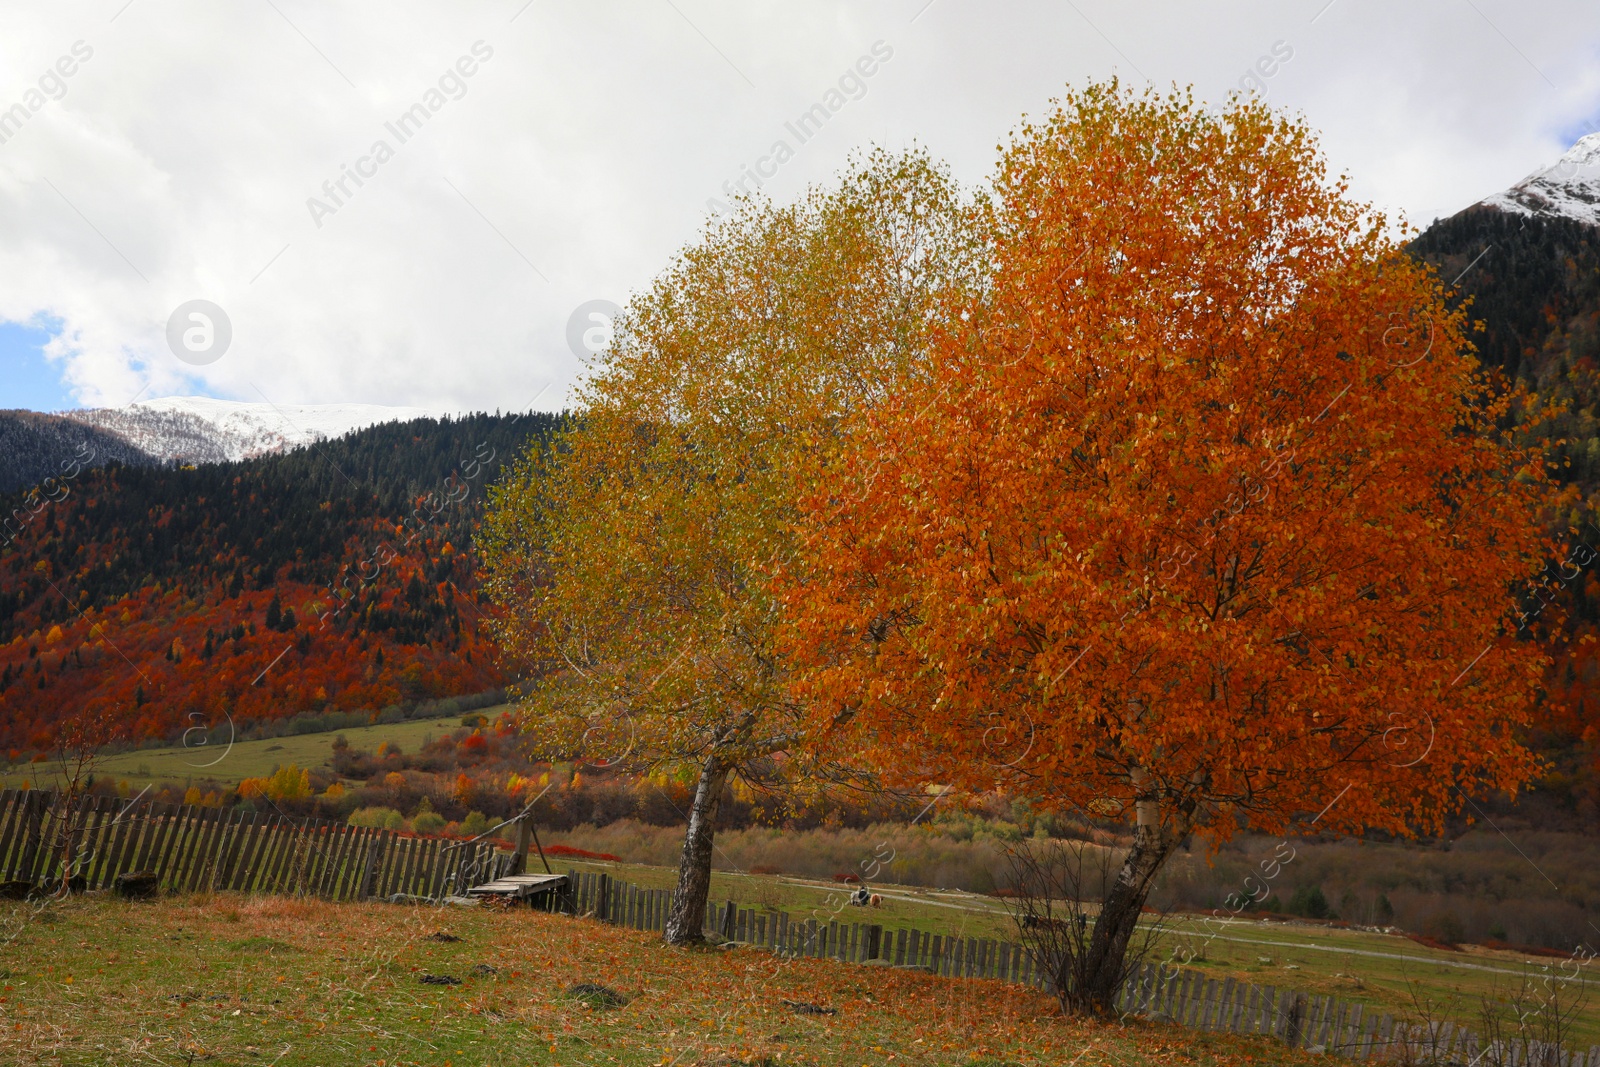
[480,150,979,942]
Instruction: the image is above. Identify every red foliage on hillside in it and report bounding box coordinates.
[0,414,555,752]
[0,566,503,750]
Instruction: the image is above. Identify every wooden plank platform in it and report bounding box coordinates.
[464,872,568,902]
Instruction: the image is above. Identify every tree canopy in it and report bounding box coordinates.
[480,148,980,941]
[779,84,1562,1010]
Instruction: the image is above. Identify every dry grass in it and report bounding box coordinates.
[0,891,1328,1067]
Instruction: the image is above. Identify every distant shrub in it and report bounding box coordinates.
[412,811,447,835]
[1422,907,1465,945]
[459,811,490,838]
[833,872,861,883]
[748,864,782,875]
[239,765,312,802]
[1288,885,1330,919]
[348,806,402,829]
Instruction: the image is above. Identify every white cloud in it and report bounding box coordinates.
[0,0,1595,411]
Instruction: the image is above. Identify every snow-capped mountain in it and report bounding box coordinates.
[65,396,446,464]
[1479,132,1600,227]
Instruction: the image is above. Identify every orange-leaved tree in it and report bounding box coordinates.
[781,85,1562,1011]
[479,149,979,943]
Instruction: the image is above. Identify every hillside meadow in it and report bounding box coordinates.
[0,892,1326,1067]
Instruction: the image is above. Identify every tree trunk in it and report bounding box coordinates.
[1077,780,1176,1016]
[664,752,730,945]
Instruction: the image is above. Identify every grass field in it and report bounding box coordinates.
[0,892,1327,1067]
[0,711,490,789]
[539,858,1600,1047]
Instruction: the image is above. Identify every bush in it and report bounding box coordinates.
[412,811,447,834]
[348,806,403,829]
[459,811,490,838]
[238,765,312,802]
[1423,907,1465,944]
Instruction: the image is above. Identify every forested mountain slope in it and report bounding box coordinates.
[1412,207,1600,823]
[0,410,161,494]
[0,411,560,751]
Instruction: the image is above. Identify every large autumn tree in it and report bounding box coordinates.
[782,85,1561,1011]
[480,150,978,943]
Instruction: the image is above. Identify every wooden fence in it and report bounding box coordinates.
[564,871,1600,1067]
[0,788,512,901]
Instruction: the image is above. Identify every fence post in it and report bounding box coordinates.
[1282,992,1306,1048]
[560,867,577,914]
[510,815,531,876]
[357,833,379,900]
[15,791,45,883]
[720,899,736,940]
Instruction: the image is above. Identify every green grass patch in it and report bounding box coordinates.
[0,709,498,788]
[224,936,299,953]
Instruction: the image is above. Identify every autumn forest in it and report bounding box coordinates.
[0,412,560,752]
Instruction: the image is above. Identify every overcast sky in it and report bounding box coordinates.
[0,0,1597,415]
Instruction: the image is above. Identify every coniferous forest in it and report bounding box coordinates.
[1412,208,1600,826]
